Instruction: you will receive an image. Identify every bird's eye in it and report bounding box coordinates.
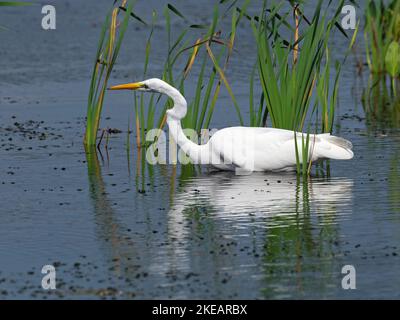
[142,84,149,89]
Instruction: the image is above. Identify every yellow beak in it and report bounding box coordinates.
[108,82,144,90]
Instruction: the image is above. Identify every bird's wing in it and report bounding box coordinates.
[210,127,309,170]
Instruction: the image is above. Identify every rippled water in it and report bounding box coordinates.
[0,0,400,299]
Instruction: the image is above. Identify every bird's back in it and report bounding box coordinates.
[208,127,353,171]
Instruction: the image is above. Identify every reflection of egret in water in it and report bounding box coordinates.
[165,172,353,298]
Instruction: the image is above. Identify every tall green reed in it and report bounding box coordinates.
[84,0,134,147]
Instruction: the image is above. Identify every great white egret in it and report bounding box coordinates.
[109,78,353,172]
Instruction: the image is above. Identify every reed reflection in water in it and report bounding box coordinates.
[165,172,353,298]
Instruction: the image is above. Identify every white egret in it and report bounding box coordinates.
[109,78,353,172]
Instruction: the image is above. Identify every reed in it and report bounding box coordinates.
[252,0,345,132]
[84,0,134,146]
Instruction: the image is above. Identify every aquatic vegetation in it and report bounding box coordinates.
[84,0,134,146]
[252,0,351,132]
[365,0,400,79]
[251,0,356,175]
[363,0,400,128]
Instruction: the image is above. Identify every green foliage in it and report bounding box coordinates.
[251,0,346,132]
[385,41,400,78]
[250,0,353,175]
[364,0,400,120]
[85,0,134,146]
[365,0,400,75]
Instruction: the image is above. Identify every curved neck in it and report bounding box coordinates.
[163,84,187,120]
[162,83,209,164]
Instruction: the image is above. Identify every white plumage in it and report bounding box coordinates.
[110,78,353,172]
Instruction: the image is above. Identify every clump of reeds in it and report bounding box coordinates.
[84,0,134,147]
[252,0,350,132]
[251,0,356,175]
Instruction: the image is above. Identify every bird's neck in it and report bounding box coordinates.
[164,85,209,164]
[164,85,187,120]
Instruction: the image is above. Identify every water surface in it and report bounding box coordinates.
[0,0,399,299]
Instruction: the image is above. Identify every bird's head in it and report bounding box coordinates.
[108,78,166,93]
[109,78,187,119]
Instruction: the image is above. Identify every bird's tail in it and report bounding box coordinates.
[315,134,354,160]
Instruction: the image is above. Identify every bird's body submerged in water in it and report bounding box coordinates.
[110,78,353,172]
